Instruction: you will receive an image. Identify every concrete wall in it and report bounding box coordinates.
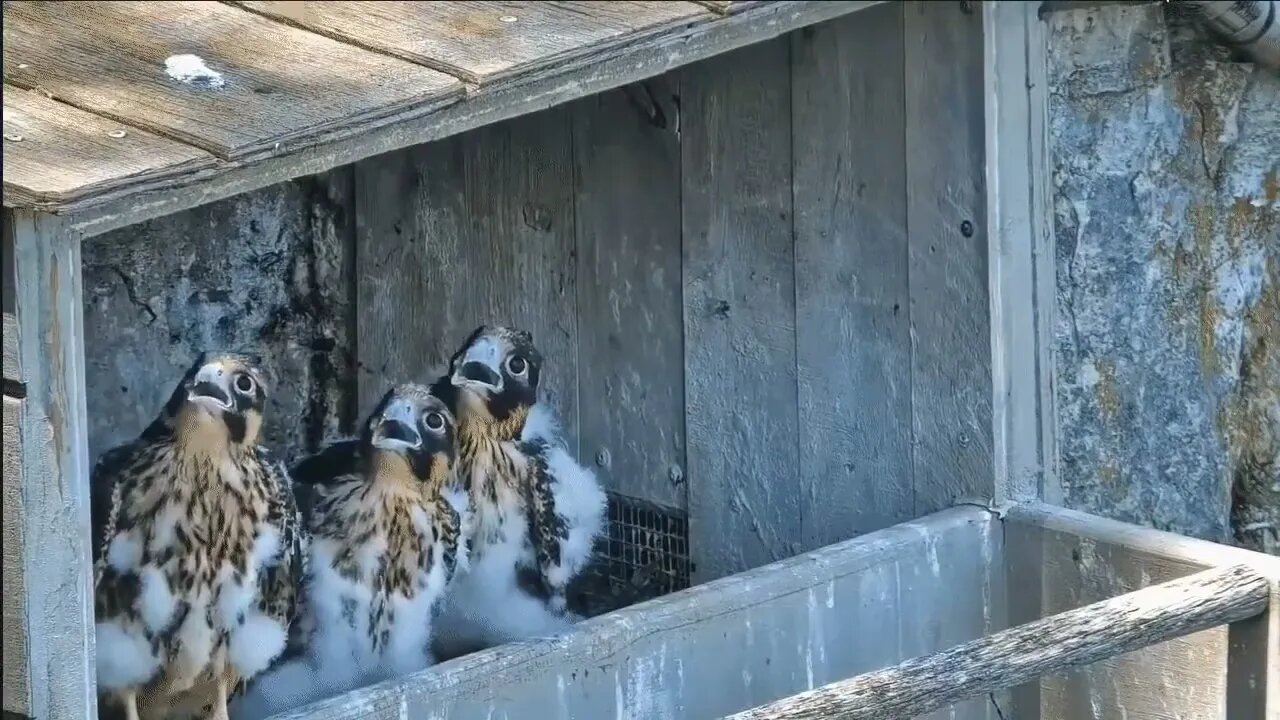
[1048,3,1279,553]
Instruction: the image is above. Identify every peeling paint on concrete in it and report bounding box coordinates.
[1049,4,1279,551]
[82,169,357,465]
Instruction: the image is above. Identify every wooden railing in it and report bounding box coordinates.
[725,564,1271,720]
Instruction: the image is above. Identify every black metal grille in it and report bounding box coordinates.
[568,491,692,617]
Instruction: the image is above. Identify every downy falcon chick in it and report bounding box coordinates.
[91,352,306,720]
[432,325,606,657]
[230,382,468,719]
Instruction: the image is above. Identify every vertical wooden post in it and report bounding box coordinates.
[6,209,97,719]
[982,0,1059,509]
[1226,576,1279,719]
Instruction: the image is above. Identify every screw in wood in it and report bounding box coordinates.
[4,133,22,142]
[960,220,975,238]
[596,448,611,468]
[499,15,518,22]
[108,129,127,139]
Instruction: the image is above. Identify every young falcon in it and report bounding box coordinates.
[432,325,606,657]
[229,382,468,719]
[91,352,306,720]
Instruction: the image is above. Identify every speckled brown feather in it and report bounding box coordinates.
[91,353,307,720]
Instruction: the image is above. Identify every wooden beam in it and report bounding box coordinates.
[1005,501,1280,720]
[982,0,1059,506]
[725,564,1270,720]
[61,1,884,239]
[5,209,97,719]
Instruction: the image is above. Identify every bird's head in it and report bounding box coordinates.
[361,382,456,488]
[447,325,543,437]
[158,351,268,447]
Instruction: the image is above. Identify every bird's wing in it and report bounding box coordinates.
[256,448,310,660]
[288,439,361,527]
[89,440,144,567]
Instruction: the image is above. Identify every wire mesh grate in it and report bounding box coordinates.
[568,491,692,617]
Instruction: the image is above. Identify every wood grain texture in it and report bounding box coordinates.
[693,1,768,15]
[726,564,1270,720]
[571,78,686,509]
[2,88,215,208]
[3,313,17,383]
[267,507,995,720]
[791,5,912,550]
[2,0,464,160]
[2,395,30,716]
[60,2,884,234]
[982,2,1059,506]
[903,0,993,514]
[236,1,713,87]
[355,108,579,445]
[6,209,96,719]
[681,37,799,581]
[1004,502,1280,720]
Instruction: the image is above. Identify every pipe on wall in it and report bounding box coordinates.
[1180,1,1280,68]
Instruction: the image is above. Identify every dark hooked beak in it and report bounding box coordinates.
[188,363,233,412]
[371,399,422,451]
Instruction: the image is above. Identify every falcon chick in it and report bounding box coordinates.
[432,325,606,657]
[230,382,468,719]
[91,352,306,720]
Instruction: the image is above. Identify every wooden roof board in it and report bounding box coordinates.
[235,1,716,88]
[2,87,216,207]
[2,1,465,160]
[0,1,883,228]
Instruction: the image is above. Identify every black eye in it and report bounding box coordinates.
[234,373,255,395]
[423,412,445,431]
[506,355,528,376]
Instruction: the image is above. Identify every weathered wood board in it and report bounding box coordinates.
[791,4,913,549]
[237,1,714,88]
[903,1,993,514]
[570,80,686,509]
[2,395,30,717]
[6,209,96,720]
[1004,503,1280,720]
[2,87,215,207]
[272,507,1000,720]
[3,0,464,159]
[3,314,17,383]
[17,1,884,235]
[681,37,801,581]
[355,107,580,445]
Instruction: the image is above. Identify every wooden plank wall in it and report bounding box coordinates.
[73,3,990,585]
[354,1,992,583]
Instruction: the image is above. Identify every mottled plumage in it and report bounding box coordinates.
[91,353,306,720]
[231,383,468,719]
[432,326,606,658]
